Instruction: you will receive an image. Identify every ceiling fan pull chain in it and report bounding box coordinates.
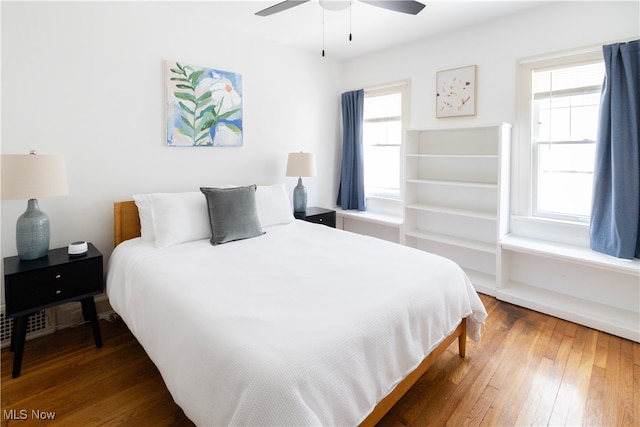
[349,0,353,41]
[322,7,325,57]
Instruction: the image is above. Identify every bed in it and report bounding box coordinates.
[106,184,487,426]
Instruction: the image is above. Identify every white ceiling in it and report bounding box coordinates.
[205,0,552,59]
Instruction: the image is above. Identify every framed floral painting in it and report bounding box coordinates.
[436,65,477,118]
[166,61,243,147]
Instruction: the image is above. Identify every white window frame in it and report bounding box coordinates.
[362,81,410,205]
[514,46,603,245]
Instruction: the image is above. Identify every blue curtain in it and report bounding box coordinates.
[336,89,366,211]
[590,40,640,259]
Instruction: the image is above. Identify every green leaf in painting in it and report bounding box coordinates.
[174,92,196,103]
[195,133,210,143]
[200,111,216,130]
[197,105,216,118]
[214,97,225,116]
[177,126,194,138]
[217,108,240,120]
[197,91,212,103]
[222,122,241,133]
[180,116,194,131]
[178,102,194,115]
[201,121,216,131]
[189,70,205,87]
[176,84,194,90]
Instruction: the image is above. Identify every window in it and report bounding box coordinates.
[363,84,407,199]
[524,56,604,223]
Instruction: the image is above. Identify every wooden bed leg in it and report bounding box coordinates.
[458,319,467,358]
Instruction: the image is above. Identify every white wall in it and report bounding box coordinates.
[340,1,639,130]
[338,0,638,241]
[1,2,343,268]
[1,1,637,282]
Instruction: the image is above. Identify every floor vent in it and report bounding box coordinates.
[0,307,54,349]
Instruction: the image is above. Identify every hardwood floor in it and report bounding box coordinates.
[2,294,638,426]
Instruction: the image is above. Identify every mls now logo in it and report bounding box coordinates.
[3,409,56,420]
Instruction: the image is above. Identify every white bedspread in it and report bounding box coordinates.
[106,220,487,426]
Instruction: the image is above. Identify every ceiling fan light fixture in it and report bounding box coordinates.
[319,0,350,12]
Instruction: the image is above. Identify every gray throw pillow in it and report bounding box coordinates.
[200,185,265,245]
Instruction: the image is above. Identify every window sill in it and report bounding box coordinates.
[365,194,401,202]
[510,215,590,247]
[500,234,639,276]
[335,208,403,228]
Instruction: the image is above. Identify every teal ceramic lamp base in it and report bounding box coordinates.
[293,177,308,213]
[16,199,50,260]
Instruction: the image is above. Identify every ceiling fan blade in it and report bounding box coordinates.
[359,0,425,15]
[255,0,311,17]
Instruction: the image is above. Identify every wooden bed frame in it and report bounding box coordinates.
[113,200,467,426]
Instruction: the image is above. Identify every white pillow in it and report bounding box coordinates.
[150,192,211,248]
[133,194,155,241]
[255,183,294,227]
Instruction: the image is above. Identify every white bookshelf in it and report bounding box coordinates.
[404,124,511,295]
[344,122,638,342]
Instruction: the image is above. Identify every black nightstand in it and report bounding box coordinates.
[3,243,104,378]
[294,207,336,228]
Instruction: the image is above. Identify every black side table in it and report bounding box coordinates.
[294,207,336,228]
[3,243,104,377]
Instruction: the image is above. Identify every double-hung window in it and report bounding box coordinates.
[362,84,407,200]
[519,51,604,224]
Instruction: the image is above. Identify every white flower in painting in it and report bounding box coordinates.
[213,123,243,146]
[211,79,242,119]
[195,77,242,118]
[191,74,243,146]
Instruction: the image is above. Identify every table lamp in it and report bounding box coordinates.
[286,152,316,213]
[1,151,69,260]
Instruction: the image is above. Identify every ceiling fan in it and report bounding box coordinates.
[255,0,426,17]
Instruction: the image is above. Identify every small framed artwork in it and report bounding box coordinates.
[166,60,243,147]
[436,65,477,118]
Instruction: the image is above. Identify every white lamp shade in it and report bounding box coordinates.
[286,152,316,178]
[1,154,69,200]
